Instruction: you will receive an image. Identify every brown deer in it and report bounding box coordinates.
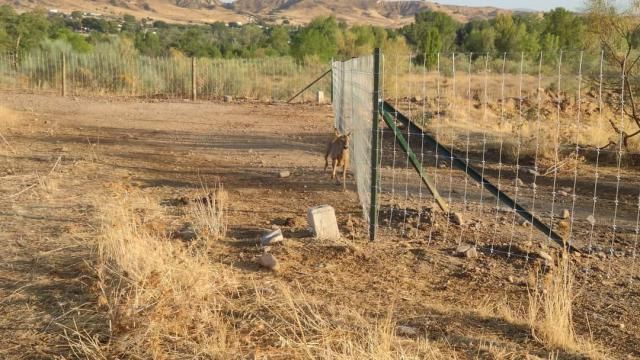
[324,128,351,191]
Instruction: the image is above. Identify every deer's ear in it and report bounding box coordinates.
[334,128,340,137]
[346,131,352,137]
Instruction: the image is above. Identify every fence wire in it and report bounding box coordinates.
[376,51,640,268]
[0,51,331,102]
[332,56,376,226]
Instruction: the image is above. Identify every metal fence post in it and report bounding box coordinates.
[369,48,381,241]
[61,53,66,97]
[191,57,197,101]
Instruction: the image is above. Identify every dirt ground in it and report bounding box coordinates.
[1,93,639,359]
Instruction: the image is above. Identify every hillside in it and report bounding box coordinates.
[0,0,524,26]
[233,0,515,25]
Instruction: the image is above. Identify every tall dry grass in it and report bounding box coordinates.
[527,252,605,358]
[80,188,448,359]
[185,182,227,246]
[83,190,236,358]
[0,45,331,102]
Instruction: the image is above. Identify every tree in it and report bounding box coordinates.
[542,7,586,50]
[121,14,139,33]
[51,27,92,53]
[268,25,289,55]
[291,16,341,62]
[587,0,640,149]
[493,14,539,55]
[421,28,441,67]
[401,10,458,66]
[135,31,162,56]
[463,25,496,55]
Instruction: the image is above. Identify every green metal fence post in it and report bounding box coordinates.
[369,48,381,241]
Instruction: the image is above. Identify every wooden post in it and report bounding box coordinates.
[191,57,197,101]
[61,53,66,97]
[369,48,381,241]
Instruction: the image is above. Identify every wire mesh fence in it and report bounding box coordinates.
[332,49,640,282]
[331,55,376,227]
[0,50,331,102]
[376,50,640,274]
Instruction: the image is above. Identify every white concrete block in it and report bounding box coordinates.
[307,205,340,240]
[261,229,284,246]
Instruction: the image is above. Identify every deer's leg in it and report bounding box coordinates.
[342,162,347,191]
[332,159,338,180]
[324,148,330,172]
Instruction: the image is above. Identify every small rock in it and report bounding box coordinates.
[586,215,596,226]
[261,229,284,246]
[411,96,423,103]
[258,253,279,271]
[284,217,296,227]
[279,170,291,178]
[450,212,464,226]
[561,209,571,219]
[224,95,233,102]
[526,168,540,176]
[508,275,515,283]
[619,323,625,330]
[177,223,197,241]
[395,325,418,336]
[179,196,190,205]
[557,190,569,197]
[516,178,525,187]
[456,244,478,258]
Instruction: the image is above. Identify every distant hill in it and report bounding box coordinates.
[231,0,518,25]
[0,0,521,26]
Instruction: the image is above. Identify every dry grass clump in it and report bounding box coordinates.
[76,187,444,359]
[527,252,604,358]
[528,252,575,350]
[241,283,447,359]
[79,189,237,358]
[185,182,227,243]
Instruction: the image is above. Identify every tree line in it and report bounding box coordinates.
[0,4,592,63]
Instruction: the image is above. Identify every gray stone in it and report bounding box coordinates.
[450,212,464,226]
[177,223,197,241]
[224,95,233,102]
[586,214,596,226]
[261,229,284,246]
[307,205,340,240]
[456,244,478,258]
[526,168,540,176]
[258,253,279,271]
[279,170,291,178]
[396,325,418,336]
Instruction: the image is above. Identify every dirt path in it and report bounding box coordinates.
[1,94,639,358]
